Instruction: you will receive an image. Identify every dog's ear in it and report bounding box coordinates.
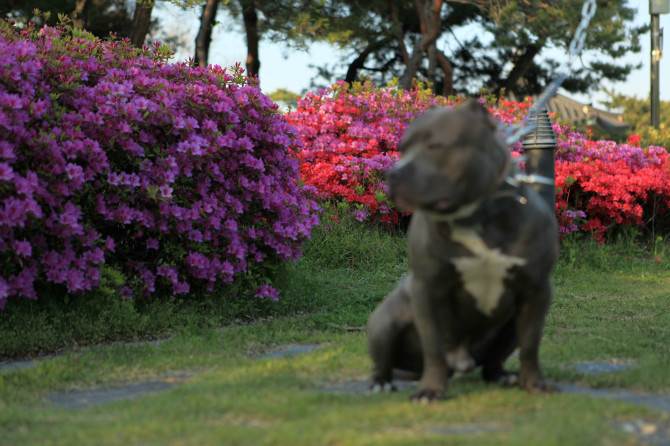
[464,97,489,114]
[464,97,496,129]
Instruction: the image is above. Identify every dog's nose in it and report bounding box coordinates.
[385,167,398,183]
[385,165,404,184]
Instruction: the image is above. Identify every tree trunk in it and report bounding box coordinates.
[241,0,260,80]
[72,0,89,30]
[427,44,437,87]
[435,49,453,96]
[129,0,154,48]
[194,0,220,67]
[399,0,444,91]
[494,44,540,96]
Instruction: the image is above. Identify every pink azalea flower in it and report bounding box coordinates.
[0,163,13,181]
[158,184,173,198]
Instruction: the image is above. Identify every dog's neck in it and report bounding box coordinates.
[423,151,554,226]
[421,199,484,224]
[424,153,519,225]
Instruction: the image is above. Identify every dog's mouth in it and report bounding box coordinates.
[392,193,456,214]
[430,198,453,212]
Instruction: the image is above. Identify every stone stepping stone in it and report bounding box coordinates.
[0,339,171,374]
[0,359,38,373]
[558,384,670,414]
[574,361,633,375]
[42,344,320,409]
[259,344,321,359]
[615,419,670,445]
[47,376,188,410]
[316,379,670,415]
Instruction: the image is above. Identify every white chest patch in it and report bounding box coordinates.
[450,226,527,316]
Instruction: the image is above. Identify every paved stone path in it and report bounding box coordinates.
[259,344,321,359]
[316,379,670,443]
[574,361,633,375]
[0,339,169,374]
[558,384,670,414]
[615,419,670,445]
[2,344,323,409]
[1,347,667,414]
[46,376,189,410]
[0,359,38,372]
[3,344,670,443]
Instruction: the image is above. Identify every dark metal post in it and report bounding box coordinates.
[651,13,661,129]
[522,108,557,214]
[650,0,668,129]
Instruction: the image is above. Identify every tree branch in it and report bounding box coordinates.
[345,38,393,83]
[493,44,540,95]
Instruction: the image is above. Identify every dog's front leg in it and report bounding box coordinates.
[515,278,557,393]
[408,275,449,402]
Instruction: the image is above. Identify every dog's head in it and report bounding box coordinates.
[386,98,509,216]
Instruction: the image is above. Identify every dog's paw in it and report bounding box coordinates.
[369,381,397,394]
[410,388,446,403]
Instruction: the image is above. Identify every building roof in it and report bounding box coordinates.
[509,93,629,136]
[546,93,628,134]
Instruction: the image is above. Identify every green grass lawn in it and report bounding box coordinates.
[2,222,670,445]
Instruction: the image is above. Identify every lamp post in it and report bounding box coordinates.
[650,0,668,129]
[522,107,557,214]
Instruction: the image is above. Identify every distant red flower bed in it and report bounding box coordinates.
[288,81,670,241]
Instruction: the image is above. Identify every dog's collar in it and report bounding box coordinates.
[423,155,554,225]
[424,151,514,223]
[422,198,483,223]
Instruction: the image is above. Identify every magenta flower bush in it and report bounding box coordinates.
[554,124,667,168]
[553,125,670,240]
[286,85,532,225]
[287,81,670,241]
[0,21,320,309]
[286,80,463,225]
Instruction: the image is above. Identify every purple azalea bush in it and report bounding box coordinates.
[554,124,667,168]
[0,21,320,309]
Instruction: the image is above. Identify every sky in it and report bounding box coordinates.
[151,0,670,107]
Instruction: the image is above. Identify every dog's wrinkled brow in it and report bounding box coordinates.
[399,125,458,153]
[397,135,414,152]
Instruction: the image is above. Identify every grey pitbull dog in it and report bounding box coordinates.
[367,98,558,402]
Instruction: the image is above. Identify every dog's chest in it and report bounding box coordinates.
[449,225,526,316]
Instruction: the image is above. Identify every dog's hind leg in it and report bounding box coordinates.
[367,279,419,392]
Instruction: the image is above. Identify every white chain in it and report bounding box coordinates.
[501,0,598,145]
